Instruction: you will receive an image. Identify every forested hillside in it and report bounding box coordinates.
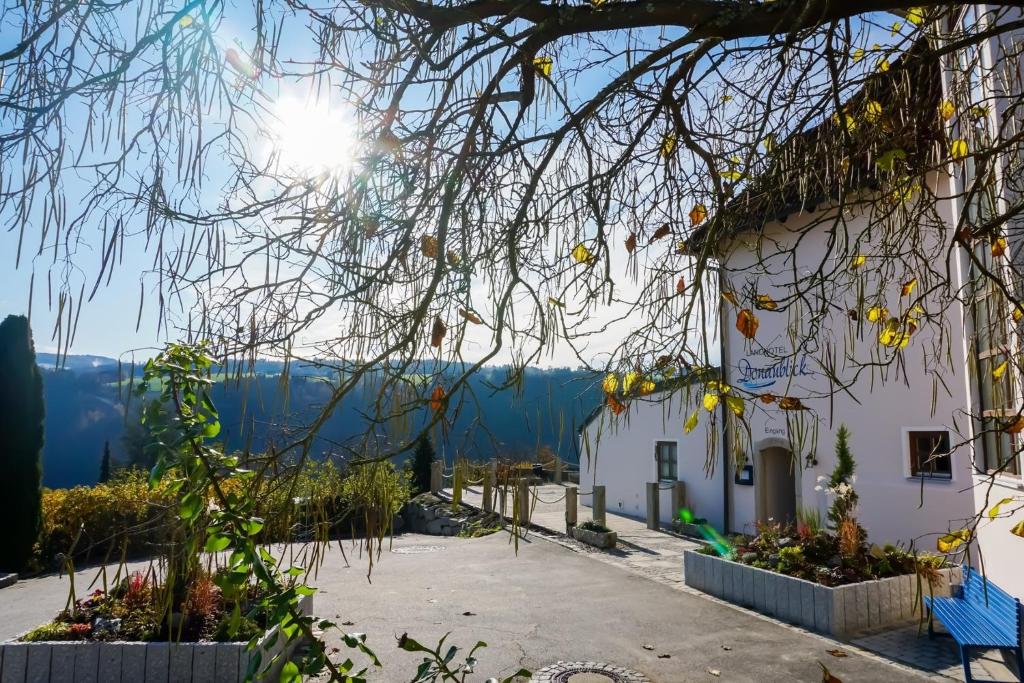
[37,354,600,488]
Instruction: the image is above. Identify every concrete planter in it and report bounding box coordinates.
[570,525,617,550]
[683,550,961,639]
[0,595,312,683]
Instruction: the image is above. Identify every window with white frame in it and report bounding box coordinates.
[655,441,677,480]
[908,430,953,479]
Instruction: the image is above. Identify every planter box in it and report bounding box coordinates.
[0,595,312,683]
[683,550,960,639]
[570,525,617,550]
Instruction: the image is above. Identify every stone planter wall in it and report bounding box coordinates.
[683,550,960,639]
[0,595,312,683]
[570,526,617,550]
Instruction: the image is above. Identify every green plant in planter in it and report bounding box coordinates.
[138,343,379,680]
[579,520,611,533]
[777,546,805,575]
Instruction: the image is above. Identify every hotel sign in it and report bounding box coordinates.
[735,345,816,391]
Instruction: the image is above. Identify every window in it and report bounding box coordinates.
[656,441,677,480]
[908,431,953,479]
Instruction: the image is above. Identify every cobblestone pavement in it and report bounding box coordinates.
[451,483,1015,682]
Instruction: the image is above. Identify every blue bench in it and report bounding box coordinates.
[924,565,1022,683]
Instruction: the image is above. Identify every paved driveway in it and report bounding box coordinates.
[1,533,932,682]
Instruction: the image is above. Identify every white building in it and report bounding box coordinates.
[579,22,1024,597]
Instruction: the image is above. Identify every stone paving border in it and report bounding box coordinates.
[0,574,16,590]
[531,661,650,683]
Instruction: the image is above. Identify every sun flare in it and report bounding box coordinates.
[270,96,359,178]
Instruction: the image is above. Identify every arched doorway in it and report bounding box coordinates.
[756,445,797,526]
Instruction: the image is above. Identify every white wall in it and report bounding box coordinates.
[718,202,978,548]
[579,390,725,531]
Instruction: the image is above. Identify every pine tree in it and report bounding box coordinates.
[99,440,112,483]
[0,315,44,572]
[411,436,436,494]
[827,424,859,527]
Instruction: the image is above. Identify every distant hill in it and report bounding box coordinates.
[37,354,601,488]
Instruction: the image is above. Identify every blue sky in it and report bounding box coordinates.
[0,6,902,362]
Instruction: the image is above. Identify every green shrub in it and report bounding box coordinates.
[21,622,75,642]
[579,520,611,533]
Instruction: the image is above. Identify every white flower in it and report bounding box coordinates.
[814,485,823,492]
[817,475,827,483]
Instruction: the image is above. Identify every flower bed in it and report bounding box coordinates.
[0,591,312,682]
[570,521,617,549]
[684,550,959,638]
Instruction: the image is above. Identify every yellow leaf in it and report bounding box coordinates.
[993,359,1009,380]
[762,134,776,152]
[992,236,1008,258]
[851,254,867,269]
[660,133,677,158]
[572,243,595,264]
[623,371,639,394]
[951,139,969,161]
[447,250,461,266]
[720,169,743,181]
[638,380,656,396]
[936,529,971,553]
[602,374,619,394]
[1011,520,1024,538]
[179,15,194,28]
[548,297,565,308]
[722,291,738,306]
[590,0,606,5]
[939,100,955,121]
[877,57,890,72]
[1014,306,1023,323]
[703,393,720,412]
[878,318,912,348]
[689,204,707,226]
[532,56,553,77]
[721,94,733,102]
[1006,417,1024,434]
[852,48,865,63]
[832,113,857,133]
[907,7,926,25]
[866,306,888,323]
[890,21,902,35]
[736,309,759,339]
[756,294,778,311]
[988,497,1015,519]
[724,395,744,417]
[901,278,917,297]
[684,409,699,434]
[864,100,882,123]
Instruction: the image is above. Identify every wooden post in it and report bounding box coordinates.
[430,461,442,494]
[646,482,659,530]
[593,485,606,527]
[672,480,686,520]
[554,457,563,484]
[517,478,531,525]
[482,466,494,514]
[565,485,578,533]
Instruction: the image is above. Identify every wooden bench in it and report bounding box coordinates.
[924,565,1023,683]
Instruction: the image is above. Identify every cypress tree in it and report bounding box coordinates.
[412,436,436,494]
[99,440,112,483]
[827,424,859,527]
[0,315,44,572]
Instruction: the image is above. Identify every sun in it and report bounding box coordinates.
[269,96,359,178]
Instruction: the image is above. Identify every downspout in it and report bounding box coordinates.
[715,263,732,534]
